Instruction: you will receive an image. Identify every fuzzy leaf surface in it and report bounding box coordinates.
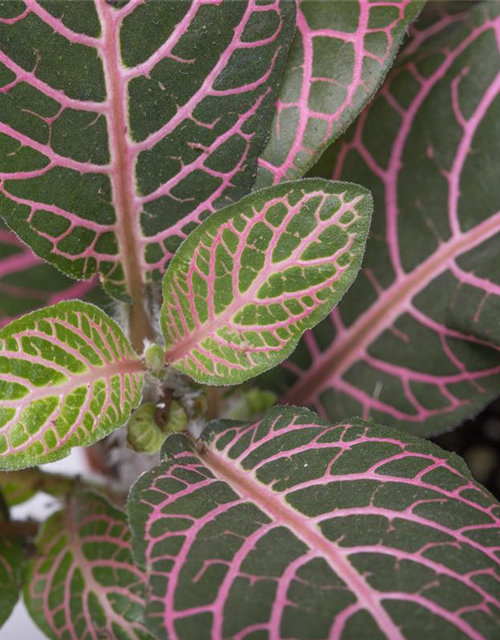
[161,179,372,385]
[24,490,153,640]
[256,0,424,187]
[0,0,295,300]
[0,301,144,470]
[129,406,500,640]
[0,220,97,326]
[265,2,500,436]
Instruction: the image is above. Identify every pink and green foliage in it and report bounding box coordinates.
[256,0,425,187]
[0,301,144,470]
[262,1,500,437]
[161,180,372,385]
[129,407,500,640]
[0,220,97,326]
[1,1,500,638]
[24,490,153,640]
[0,0,295,299]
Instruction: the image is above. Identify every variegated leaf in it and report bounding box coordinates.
[129,407,500,640]
[256,0,424,187]
[0,219,98,327]
[161,179,372,385]
[24,490,153,640]
[0,0,295,301]
[0,301,144,470]
[263,1,500,437]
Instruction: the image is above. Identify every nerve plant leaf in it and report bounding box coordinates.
[0,301,144,470]
[161,180,372,385]
[256,0,424,188]
[25,490,153,640]
[129,407,500,640]
[267,1,500,437]
[0,0,295,300]
[0,539,23,629]
[0,220,97,326]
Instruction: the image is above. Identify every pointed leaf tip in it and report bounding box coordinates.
[256,0,425,187]
[160,179,372,385]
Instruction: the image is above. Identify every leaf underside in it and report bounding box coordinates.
[0,0,295,299]
[263,1,500,437]
[256,0,425,188]
[0,300,144,470]
[129,406,500,640]
[24,490,153,640]
[161,179,372,385]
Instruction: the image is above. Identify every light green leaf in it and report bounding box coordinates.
[161,179,372,385]
[0,301,144,470]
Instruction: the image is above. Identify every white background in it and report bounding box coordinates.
[1,449,87,640]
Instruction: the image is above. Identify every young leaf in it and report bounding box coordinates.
[0,301,144,470]
[24,490,153,640]
[0,0,295,300]
[267,2,500,437]
[256,0,425,188]
[129,407,500,640]
[0,538,23,629]
[161,179,372,385]
[0,220,97,326]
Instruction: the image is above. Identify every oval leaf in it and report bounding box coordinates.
[0,301,144,470]
[0,220,97,326]
[266,2,500,436]
[25,490,153,640]
[256,0,424,187]
[0,0,295,299]
[161,179,372,385]
[129,407,500,640]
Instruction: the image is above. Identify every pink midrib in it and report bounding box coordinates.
[0,357,144,409]
[201,445,404,640]
[282,210,500,406]
[95,1,151,350]
[98,3,141,291]
[164,192,363,366]
[65,501,144,638]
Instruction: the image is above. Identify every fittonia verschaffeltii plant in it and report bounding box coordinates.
[0,0,500,638]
